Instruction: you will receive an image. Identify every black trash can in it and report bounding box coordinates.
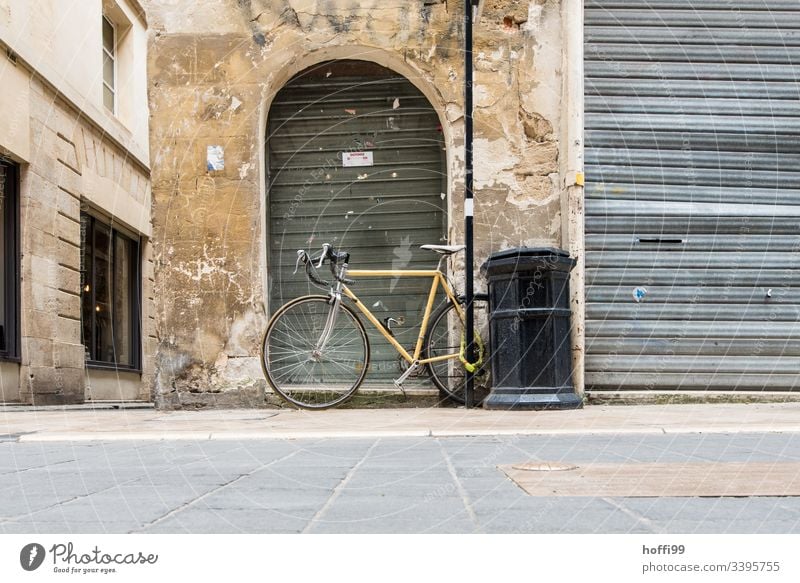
[482,247,582,410]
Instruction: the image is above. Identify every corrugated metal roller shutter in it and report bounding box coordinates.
[267,61,447,382]
[585,1,800,391]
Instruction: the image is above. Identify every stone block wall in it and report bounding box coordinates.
[15,79,156,405]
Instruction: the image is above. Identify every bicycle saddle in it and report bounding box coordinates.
[420,244,466,255]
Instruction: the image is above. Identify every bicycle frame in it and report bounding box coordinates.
[341,269,465,366]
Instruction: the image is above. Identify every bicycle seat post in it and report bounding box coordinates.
[436,254,446,273]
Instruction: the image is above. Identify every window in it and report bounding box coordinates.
[102,15,116,112]
[80,212,140,369]
[0,160,19,360]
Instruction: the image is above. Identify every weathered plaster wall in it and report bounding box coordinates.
[144,0,578,407]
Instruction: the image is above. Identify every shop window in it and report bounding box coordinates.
[0,160,19,360]
[80,212,140,369]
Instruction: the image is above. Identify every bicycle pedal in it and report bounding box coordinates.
[393,379,408,399]
[393,361,419,395]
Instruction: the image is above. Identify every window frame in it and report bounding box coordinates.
[81,211,141,372]
[0,159,20,362]
[102,14,117,114]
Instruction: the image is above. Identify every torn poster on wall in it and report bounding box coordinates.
[207,145,224,171]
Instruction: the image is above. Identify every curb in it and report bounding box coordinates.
[14,425,800,442]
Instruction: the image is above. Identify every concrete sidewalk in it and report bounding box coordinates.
[2,402,800,442]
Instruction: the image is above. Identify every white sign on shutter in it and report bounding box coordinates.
[342,151,374,167]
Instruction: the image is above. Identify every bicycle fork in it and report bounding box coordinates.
[311,287,343,360]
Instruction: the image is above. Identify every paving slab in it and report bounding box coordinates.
[309,517,479,534]
[619,496,800,523]
[656,519,800,535]
[140,507,313,534]
[500,462,800,497]
[473,502,649,534]
[0,521,141,534]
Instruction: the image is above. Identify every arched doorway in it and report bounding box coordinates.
[266,59,448,382]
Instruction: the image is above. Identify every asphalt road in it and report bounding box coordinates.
[1,433,799,534]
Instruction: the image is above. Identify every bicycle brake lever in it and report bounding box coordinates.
[293,250,306,274]
[316,243,330,269]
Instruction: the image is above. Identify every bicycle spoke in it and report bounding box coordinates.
[425,299,490,405]
[262,297,368,409]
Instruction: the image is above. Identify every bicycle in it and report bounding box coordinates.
[260,242,490,409]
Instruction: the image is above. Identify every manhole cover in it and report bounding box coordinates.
[511,462,578,472]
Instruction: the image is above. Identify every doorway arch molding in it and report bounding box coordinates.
[257,45,460,313]
[258,44,456,176]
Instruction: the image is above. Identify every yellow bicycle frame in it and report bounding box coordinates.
[342,270,465,365]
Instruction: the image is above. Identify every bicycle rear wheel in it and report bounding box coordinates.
[261,295,370,409]
[423,297,490,405]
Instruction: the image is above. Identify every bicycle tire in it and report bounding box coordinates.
[261,295,370,409]
[423,296,490,405]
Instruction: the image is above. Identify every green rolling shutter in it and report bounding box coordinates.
[267,61,447,382]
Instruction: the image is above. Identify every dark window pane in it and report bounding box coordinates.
[102,16,115,112]
[102,17,114,53]
[113,234,132,366]
[80,215,92,360]
[92,222,112,362]
[80,212,140,368]
[103,84,114,112]
[0,161,18,358]
[0,165,6,352]
[0,164,5,211]
[103,54,114,89]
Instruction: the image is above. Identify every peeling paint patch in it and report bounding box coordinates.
[473,138,519,190]
[238,162,253,179]
[225,309,265,357]
[521,3,544,35]
[445,102,463,122]
[473,85,493,108]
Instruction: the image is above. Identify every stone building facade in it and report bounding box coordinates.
[143,0,584,407]
[0,0,156,404]
[3,1,796,408]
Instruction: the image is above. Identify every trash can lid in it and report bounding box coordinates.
[487,247,571,261]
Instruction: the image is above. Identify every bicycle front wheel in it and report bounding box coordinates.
[423,297,490,405]
[261,295,370,409]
